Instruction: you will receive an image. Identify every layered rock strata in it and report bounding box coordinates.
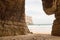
[0,0,30,37]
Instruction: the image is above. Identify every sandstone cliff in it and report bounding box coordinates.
[0,0,30,37]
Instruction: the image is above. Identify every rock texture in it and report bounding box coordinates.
[52,0,60,36]
[42,0,57,15]
[0,0,30,37]
[42,0,60,36]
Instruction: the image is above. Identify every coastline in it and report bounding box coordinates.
[28,24,52,34]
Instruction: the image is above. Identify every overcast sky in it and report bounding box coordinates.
[25,0,55,24]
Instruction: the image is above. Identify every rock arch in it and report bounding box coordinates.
[0,0,60,37]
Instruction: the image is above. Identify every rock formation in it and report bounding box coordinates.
[42,0,60,36]
[0,0,30,37]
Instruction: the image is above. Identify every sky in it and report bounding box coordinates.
[25,0,55,24]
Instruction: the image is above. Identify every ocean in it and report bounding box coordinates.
[27,24,53,34]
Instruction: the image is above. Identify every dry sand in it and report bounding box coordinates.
[0,34,60,40]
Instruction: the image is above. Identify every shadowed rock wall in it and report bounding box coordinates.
[0,0,30,37]
[42,0,60,36]
[42,0,56,15]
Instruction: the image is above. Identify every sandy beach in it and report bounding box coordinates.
[0,34,60,40]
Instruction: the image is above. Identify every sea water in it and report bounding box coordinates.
[27,24,53,34]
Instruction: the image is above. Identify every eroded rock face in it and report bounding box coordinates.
[52,0,60,36]
[42,0,54,8]
[42,0,60,36]
[42,0,56,15]
[0,0,30,37]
